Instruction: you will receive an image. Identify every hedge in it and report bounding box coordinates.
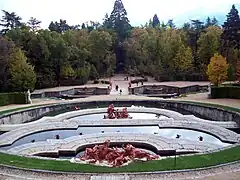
[0,92,27,106]
[211,85,240,99]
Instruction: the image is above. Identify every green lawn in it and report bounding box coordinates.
[0,101,239,172]
[0,146,239,172]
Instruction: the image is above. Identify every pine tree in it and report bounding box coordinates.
[81,23,86,29]
[167,19,176,29]
[27,17,41,31]
[205,17,212,28]
[0,10,23,34]
[109,0,131,40]
[152,14,160,28]
[221,4,240,50]
[212,17,218,26]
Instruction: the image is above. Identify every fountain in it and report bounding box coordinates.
[104,104,132,119]
[71,140,160,167]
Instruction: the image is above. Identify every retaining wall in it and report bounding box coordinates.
[0,100,239,126]
[130,85,208,95]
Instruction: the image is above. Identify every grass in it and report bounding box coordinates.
[0,101,239,172]
[0,146,239,173]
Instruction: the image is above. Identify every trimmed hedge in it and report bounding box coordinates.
[0,92,27,106]
[211,85,240,99]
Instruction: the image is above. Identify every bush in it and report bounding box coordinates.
[0,92,27,106]
[211,86,240,99]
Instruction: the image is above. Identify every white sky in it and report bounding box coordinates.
[0,0,239,28]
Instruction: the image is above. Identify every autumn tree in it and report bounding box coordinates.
[207,54,229,86]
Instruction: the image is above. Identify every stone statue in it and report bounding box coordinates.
[27,89,32,104]
[208,83,211,98]
[78,140,159,167]
[105,104,132,119]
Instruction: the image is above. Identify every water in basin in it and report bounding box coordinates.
[68,112,166,121]
[0,126,231,150]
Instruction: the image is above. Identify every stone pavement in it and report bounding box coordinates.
[0,161,239,180]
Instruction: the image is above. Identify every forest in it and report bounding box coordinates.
[0,0,240,92]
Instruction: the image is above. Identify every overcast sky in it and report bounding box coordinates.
[0,0,239,28]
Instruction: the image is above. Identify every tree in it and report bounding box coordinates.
[198,26,222,72]
[212,17,218,26]
[88,30,115,75]
[102,13,111,29]
[221,5,240,51]
[205,17,212,28]
[9,48,36,91]
[207,54,229,86]
[109,0,131,40]
[187,19,204,68]
[27,17,41,31]
[108,0,131,72]
[61,65,75,79]
[48,19,72,33]
[0,36,15,92]
[0,10,23,34]
[236,61,240,82]
[173,45,193,76]
[81,23,86,29]
[167,19,175,29]
[152,14,160,28]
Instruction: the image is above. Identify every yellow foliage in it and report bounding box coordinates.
[207,54,229,86]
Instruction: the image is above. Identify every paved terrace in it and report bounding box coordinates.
[6,132,220,155]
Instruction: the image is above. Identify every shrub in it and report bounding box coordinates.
[211,86,240,99]
[0,92,27,106]
[207,54,229,86]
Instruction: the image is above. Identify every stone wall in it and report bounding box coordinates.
[130,85,208,95]
[0,100,239,126]
[31,87,110,99]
